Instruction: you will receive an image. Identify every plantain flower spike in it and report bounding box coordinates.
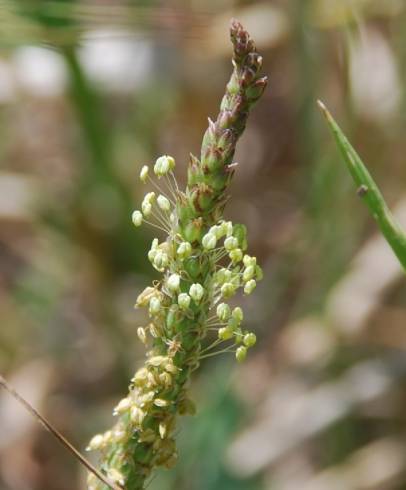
[88,19,267,490]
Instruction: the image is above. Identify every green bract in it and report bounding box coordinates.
[87,19,267,490]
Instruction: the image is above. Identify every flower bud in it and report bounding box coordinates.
[207,225,219,239]
[216,303,231,322]
[243,332,256,348]
[159,372,172,388]
[157,195,171,211]
[144,191,156,204]
[243,265,255,282]
[232,306,243,324]
[159,422,167,439]
[153,251,169,271]
[178,292,191,310]
[244,279,256,294]
[131,210,143,227]
[216,268,232,284]
[130,406,146,425]
[170,212,177,225]
[166,305,178,330]
[149,296,161,315]
[227,317,239,330]
[148,239,158,262]
[218,327,233,340]
[140,165,149,182]
[224,236,238,251]
[221,282,236,298]
[236,345,247,362]
[217,107,233,127]
[202,232,217,250]
[167,273,180,292]
[243,254,256,268]
[147,356,167,367]
[154,155,175,176]
[224,221,233,237]
[102,430,112,445]
[154,398,169,407]
[229,248,243,263]
[247,76,268,103]
[139,391,155,405]
[86,434,104,451]
[177,241,192,259]
[135,286,157,307]
[113,397,131,416]
[148,248,157,262]
[132,367,147,384]
[189,283,204,303]
[137,327,147,344]
[164,360,179,374]
[149,322,162,338]
[112,429,126,443]
[142,201,152,216]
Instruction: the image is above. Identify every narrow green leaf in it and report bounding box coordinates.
[318,100,406,272]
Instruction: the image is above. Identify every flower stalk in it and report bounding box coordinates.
[87,20,267,490]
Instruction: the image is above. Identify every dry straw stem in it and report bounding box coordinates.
[318,100,406,272]
[0,374,121,490]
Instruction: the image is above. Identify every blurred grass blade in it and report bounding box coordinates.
[318,100,406,272]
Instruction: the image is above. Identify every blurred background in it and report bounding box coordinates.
[1,1,406,489]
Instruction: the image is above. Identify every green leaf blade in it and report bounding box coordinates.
[318,100,406,272]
